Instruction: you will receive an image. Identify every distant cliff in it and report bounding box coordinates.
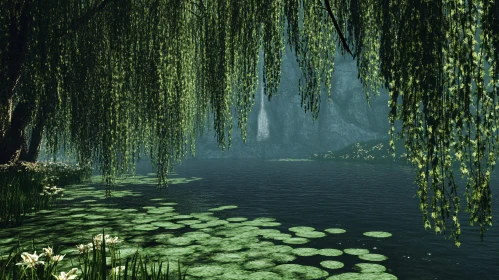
[192,49,390,159]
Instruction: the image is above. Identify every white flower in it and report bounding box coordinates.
[106,236,121,246]
[76,244,90,254]
[16,251,45,268]
[111,266,126,275]
[92,233,120,248]
[43,246,54,258]
[92,234,106,246]
[53,268,78,280]
[51,254,65,262]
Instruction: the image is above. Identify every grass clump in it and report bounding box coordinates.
[0,229,188,280]
[0,162,91,226]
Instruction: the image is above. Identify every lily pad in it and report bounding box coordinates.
[354,263,386,273]
[211,252,246,263]
[326,272,397,280]
[176,219,201,225]
[270,253,297,263]
[295,231,326,238]
[318,248,343,257]
[358,253,388,262]
[324,228,347,234]
[209,205,238,211]
[155,246,196,256]
[151,221,185,230]
[219,242,244,252]
[167,236,192,246]
[269,233,293,241]
[250,271,283,280]
[153,233,175,242]
[190,212,218,221]
[182,231,211,240]
[132,224,159,231]
[169,215,193,220]
[363,231,392,238]
[117,247,139,258]
[252,271,283,280]
[191,220,228,229]
[282,237,310,245]
[288,226,315,232]
[344,248,370,255]
[273,264,328,279]
[265,245,294,254]
[257,229,283,239]
[293,248,319,256]
[244,259,275,270]
[219,268,253,280]
[242,220,281,227]
[321,260,344,269]
[187,265,224,277]
[226,217,248,222]
[253,217,277,222]
[131,218,156,224]
[0,237,16,245]
[159,202,178,206]
[121,209,138,213]
[83,214,108,220]
[246,241,274,250]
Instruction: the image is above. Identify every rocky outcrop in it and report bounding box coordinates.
[192,48,390,159]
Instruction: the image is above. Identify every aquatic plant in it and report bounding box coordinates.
[363,231,392,238]
[0,175,399,279]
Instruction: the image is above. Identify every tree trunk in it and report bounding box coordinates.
[0,97,13,140]
[0,102,34,164]
[21,118,44,162]
[0,0,33,164]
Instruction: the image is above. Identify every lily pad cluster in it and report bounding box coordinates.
[0,175,397,279]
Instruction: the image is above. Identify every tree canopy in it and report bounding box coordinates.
[1,0,498,246]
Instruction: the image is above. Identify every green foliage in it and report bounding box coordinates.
[2,0,498,245]
[0,162,91,225]
[1,0,337,189]
[376,0,499,246]
[312,140,409,164]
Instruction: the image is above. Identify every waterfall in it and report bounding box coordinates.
[257,87,270,141]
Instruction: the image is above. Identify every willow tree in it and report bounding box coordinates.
[1,0,498,245]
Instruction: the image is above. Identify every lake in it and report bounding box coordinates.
[1,158,498,279]
[166,159,499,279]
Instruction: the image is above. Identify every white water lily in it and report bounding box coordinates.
[53,268,78,280]
[16,251,45,268]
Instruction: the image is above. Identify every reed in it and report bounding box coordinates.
[0,162,91,225]
[0,229,188,280]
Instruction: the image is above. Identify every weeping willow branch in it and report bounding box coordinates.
[57,0,117,38]
[1,0,497,246]
[323,0,354,58]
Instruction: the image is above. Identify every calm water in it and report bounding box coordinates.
[156,159,499,280]
[3,159,498,279]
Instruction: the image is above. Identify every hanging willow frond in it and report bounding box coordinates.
[1,0,498,245]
